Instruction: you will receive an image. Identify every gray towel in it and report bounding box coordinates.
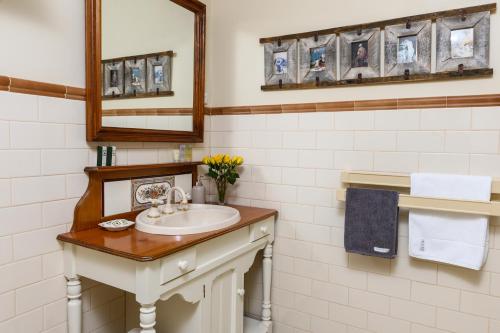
[344,188,399,259]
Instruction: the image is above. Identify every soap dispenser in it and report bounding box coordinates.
[192,177,205,204]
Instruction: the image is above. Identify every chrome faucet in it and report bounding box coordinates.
[162,186,189,214]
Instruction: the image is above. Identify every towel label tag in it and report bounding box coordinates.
[373,247,390,254]
[420,239,425,252]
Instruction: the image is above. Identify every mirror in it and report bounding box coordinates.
[86,0,206,142]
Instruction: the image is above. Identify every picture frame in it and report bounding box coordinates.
[340,28,381,80]
[385,20,432,76]
[124,57,147,96]
[264,39,298,85]
[146,51,173,95]
[436,11,490,72]
[299,34,336,83]
[103,60,124,97]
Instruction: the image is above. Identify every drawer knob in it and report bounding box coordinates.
[237,288,245,297]
[178,260,189,271]
[260,225,268,234]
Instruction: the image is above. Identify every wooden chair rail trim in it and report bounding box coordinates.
[0,75,85,101]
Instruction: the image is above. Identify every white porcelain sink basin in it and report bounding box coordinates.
[135,204,241,236]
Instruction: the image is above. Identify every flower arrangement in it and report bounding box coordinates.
[202,154,244,204]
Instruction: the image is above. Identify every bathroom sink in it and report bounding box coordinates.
[135,204,241,235]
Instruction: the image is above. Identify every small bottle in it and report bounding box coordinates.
[192,177,205,204]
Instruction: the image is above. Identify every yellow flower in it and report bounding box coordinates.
[235,156,244,165]
[202,156,210,165]
[223,154,231,163]
[214,154,222,164]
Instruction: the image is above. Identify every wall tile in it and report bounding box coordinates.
[274,271,312,295]
[470,154,500,177]
[312,244,348,267]
[311,280,348,304]
[420,108,471,130]
[0,91,38,122]
[354,132,397,151]
[310,317,347,333]
[0,308,43,333]
[471,107,500,130]
[329,266,367,289]
[10,122,42,149]
[411,282,460,310]
[266,184,297,203]
[11,176,66,205]
[0,291,15,322]
[42,251,64,279]
[0,150,41,178]
[0,120,9,148]
[0,257,42,294]
[389,298,435,326]
[0,204,42,236]
[437,264,490,294]
[374,109,420,130]
[210,131,252,148]
[252,131,282,148]
[0,179,11,208]
[280,203,314,223]
[283,132,316,149]
[367,273,410,299]
[299,112,334,130]
[13,225,65,260]
[436,308,488,333]
[349,289,390,315]
[334,151,373,170]
[15,275,65,314]
[43,298,67,330]
[66,173,88,198]
[266,113,298,131]
[41,149,88,175]
[38,97,85,124]
[0,236,12,265]
[445,131,499,154]
[265,149,298,167]
[299,150,335,169]
[373,152,419,173]
[397,131,445,152]
[295,223,330,244]
[126,149,158,165]
[317,131,354,150]
[65,124,88,148]
[40,123,66,149]
[367,313,410,333]
[294,293,329,318]
[282,168,315,186]
[419,153,469,174]
[335,112,374,130]
[297,187,333,207]
[460,291,500,320]
[329,304,367,329]
[42,198,78,227]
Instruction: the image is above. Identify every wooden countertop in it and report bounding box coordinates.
[57,205,277,262]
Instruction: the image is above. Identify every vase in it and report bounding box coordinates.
[216,180,227,205]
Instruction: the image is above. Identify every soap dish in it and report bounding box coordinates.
[99,219,135,231]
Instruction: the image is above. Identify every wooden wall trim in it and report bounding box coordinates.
[102,108,193,116]
[206,94,500,115]
[0,75,85,101]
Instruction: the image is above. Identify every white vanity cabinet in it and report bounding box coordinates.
[61,215,275,333]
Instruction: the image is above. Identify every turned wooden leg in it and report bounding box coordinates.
[67,278,82,333]
[262,243,273,328]
[140,304,157,333]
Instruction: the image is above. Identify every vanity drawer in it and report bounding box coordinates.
[160,247,197,284]
[249,217,274,242]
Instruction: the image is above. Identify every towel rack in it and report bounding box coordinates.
[337,171,500,217]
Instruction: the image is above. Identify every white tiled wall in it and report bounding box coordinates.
[208,109,500,333]
[0,91,209,333]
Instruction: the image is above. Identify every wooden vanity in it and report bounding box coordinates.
[57,163,277,333]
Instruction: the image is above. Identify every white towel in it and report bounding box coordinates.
[409,173,492,270]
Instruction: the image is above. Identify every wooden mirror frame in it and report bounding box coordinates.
[85,0,206,142]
